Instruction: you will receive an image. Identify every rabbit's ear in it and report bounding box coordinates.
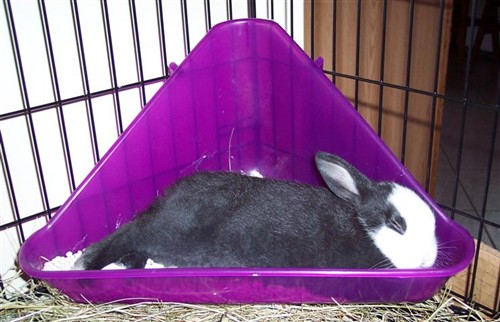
[315,152,371,204]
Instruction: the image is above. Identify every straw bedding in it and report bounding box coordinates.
[1,271,491,322]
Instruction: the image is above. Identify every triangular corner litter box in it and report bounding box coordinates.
[19,19,474,304]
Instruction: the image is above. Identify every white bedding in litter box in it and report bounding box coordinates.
[42,251,165,271]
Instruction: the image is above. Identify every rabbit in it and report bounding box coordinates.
[73,152,438,270]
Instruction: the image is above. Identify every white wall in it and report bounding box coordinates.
[0,0,304,293]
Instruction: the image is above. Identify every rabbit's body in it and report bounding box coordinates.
[74,152,438,270]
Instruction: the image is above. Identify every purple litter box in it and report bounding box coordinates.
[19,19,474,304]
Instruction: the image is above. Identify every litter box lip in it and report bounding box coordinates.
[207,17,277,32]
[25,265,462,281]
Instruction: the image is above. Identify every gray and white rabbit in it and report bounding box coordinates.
[73,152,438,270]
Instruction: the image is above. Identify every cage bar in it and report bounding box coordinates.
[129,0,147,107]
[4,0,52,223]
[377,0,388,137]
[71,0,102,164]
[424,0,446,192]
[101,0,124,135]
[400,0,416,165]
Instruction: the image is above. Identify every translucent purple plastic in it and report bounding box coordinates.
[19,19,474,304]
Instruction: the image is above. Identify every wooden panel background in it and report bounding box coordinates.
[304,0,453,195]
[449,239,500,311]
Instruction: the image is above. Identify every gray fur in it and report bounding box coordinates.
[74,152,410,270]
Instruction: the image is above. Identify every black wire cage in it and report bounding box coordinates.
[0,0,498,317]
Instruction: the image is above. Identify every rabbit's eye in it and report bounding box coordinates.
[388,215,407,235]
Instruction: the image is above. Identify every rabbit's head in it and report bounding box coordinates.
[315,152,438,269]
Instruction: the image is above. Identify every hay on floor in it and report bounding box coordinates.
[0,271,490,322]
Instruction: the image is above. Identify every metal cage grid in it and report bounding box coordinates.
[0,0,498,317]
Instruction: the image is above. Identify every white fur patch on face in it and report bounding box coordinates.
[324,163,359,195]
[370,184,438,269]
